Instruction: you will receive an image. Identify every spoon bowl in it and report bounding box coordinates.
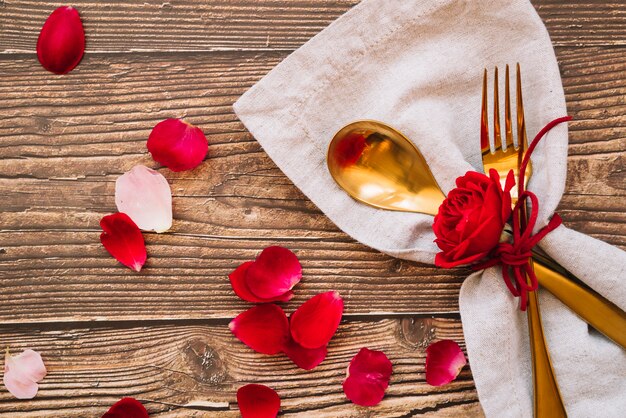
[327,120,445,215]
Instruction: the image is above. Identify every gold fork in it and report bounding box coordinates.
[481,64,567,418]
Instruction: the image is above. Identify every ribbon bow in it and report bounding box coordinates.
[474,116,572,310]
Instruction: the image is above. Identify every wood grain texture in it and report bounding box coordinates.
[0,0,624,416]
[0,0,624,54]
[0,44,624,323]
[0,317,481,417]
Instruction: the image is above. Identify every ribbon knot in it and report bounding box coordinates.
[493,243,532,267]
[473,116,571,310]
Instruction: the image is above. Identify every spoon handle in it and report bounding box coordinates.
[532,259,626,349]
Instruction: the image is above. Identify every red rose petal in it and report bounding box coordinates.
[290,291,343,349]
[282,338,327,370]
[229,305,289,355]
[147,119,208,172]
[237,384,280,418]
[343,348,392,407]
[37,6,85,74]
[101,397,149,418]
[245,246,302,300]
[229,261,293,303]
[100,213,147,272]
[334,133,367,167]
[425,340,467,386]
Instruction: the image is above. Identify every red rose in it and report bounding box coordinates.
[433,169,514,268]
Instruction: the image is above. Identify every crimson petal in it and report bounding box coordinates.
[334,133,367,167]
[290,291,343,349]
[100,213,147,272]
[425,340,467,386]
[229,261,293,303]
[37,6,85,74]
[282,338,327,370]
[147,119,208,172]
[245,246,302,300]
[237,384,280,418]
[101,398,149,418]
[343,348,392,406]
[229,305,289,355]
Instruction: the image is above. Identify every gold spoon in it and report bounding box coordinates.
[327,120,626,349]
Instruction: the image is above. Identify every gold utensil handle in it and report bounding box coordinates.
[533,261,626,349]
[526,269,567,417]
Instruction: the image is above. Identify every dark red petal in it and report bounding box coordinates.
[333,133,367,167]
[343,348,392,407]
[229,305,289,355]
[147,119,208,172]
[229,261,293,303]
[101,398,149,418]
[282,338,327,370]
[425,340,467,386]
[37,7,85,74]
[245,246,302,300]
[237,384,280,418]
[100,213,147,272]
[290,291,343,349]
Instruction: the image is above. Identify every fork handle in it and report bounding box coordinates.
[532,258,626,349]
[526,267,567,418]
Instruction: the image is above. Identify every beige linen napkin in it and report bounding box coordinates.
[233,0,626,415]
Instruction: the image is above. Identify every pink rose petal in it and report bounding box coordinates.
[343,348,392,406]
[115,165,172,233]
[3,349,47,399]
[237,384,280,418]
[229,304,290,355]
[425,340,467,386]
[147,119,209,172]
[229,261,293,303]
[282,338,327,371]
[290,291,343,349]
[245,246,302,300]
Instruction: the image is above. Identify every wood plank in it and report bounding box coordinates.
[0,317,481,417]
[0,45,624,322]
[0,1,624,54]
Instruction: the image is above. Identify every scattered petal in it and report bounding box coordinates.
[101,397,149,418]
[333,133,367,167]
[229,261,293,303]
[245,247,302,300]
[282,338,327,370]
[290,291,343,349]
[147,119,209,172]
[100,213,147,272]
[229,305,289,355]
[237,384,280,418]
[3,349,47,399]
[425,340,467,386]
[343,348,392,407]
[115,165,172,233]
[37,6,85,74]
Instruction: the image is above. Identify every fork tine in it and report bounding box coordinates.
[493,67,502,151]
[516,63,528,151]
[481,69,490,152]
[505,64,513,149]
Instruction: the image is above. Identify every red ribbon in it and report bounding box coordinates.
[474,116,572,310]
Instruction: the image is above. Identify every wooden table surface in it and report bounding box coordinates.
[0,1,624,416]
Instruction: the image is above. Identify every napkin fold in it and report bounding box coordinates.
[234,0,626,415]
